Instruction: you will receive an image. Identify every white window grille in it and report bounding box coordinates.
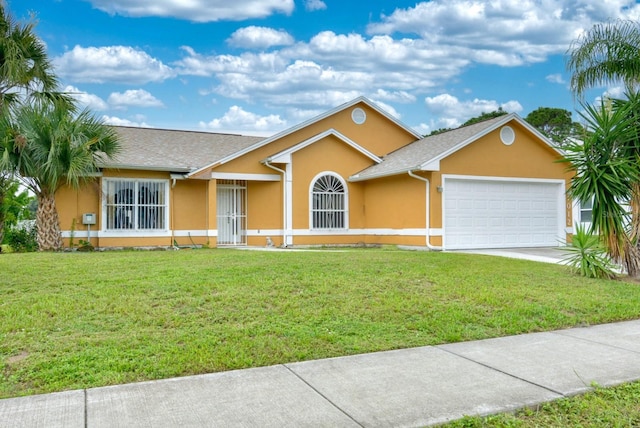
[311,174,347,229]
[105,179,167,230]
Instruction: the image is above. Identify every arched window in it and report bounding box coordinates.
[310,173,347,229]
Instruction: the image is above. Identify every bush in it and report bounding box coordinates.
[4,224,38,252]
[564,224,617,279]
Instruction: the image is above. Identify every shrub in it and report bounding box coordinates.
[5,224,38,252]
[564,224,617,279]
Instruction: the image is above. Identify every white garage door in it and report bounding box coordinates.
[443,178,563,250]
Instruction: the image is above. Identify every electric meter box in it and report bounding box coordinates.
[82,213,96,225]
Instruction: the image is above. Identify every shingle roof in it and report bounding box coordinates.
[350,114,519,181]
[100,126,265,172]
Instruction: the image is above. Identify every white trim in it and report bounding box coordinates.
[173,230,208,237]
[94,230,173,239]
[62,229,217,239]
[246,229,282,236]
[264,129,382,165]
[421,115,563,172]
[244,228,429,236]
[101,177,171,234]
[63,228,430,239]
[211,172,280,181]
[352,107,366,124]
[441,174,566,250]
[441,174,565,184]
[351,113,565,182]
[186,96,421,178]
[429,228,443,236]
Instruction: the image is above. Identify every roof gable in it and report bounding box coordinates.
[350,114,562,182]
[186,96,420,178]
[263,129,382,165]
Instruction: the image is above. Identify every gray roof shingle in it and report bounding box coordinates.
[350,114,513,181]
[101,126,265,172]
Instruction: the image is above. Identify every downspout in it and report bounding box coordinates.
[408,170,443,251]
[263,160,288,247]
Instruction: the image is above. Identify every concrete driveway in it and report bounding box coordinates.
[454,247,569,264]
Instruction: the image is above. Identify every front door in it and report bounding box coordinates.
[216,180,247,245]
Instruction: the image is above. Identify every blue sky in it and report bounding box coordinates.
[10,0,640,136]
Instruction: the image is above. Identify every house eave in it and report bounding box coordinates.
[98,163,192,173]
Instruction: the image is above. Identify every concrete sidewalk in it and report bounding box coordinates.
[2,320,639,428]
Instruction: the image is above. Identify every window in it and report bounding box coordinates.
[105,179,167,230]
[580,199,592,223]
[311,173,347,229]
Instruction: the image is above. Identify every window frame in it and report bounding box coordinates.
[102,178,170,234]
[580,198,593,224]
[309,172,349,230]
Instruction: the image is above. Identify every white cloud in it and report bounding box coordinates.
[63,1,640,129]
[63,85,108,111]
[54,46,175,84]
[227,26,294,49]
[199,105,287,134]
[85,0,295,22]
[101,115,152,127]
[546,73,565,84]
[174,32,468,111]
[305,0,327,11]
[372,89,416,103]
[108,89,164,108]
[367,0,640,67]
[371,100,401,119]
[423,93,523,130]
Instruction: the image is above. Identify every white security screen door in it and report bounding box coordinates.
[216,180,247,245]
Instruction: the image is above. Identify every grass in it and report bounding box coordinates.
[1,247,640,399]
[447,381,640,427]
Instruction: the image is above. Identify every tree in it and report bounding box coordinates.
[525,107,583,145]
[0,175,33,243]
[426,109,508,137]
[567,19,640,96]
[460,108,508,126]
[562,95,640,277]
[0,4,71,250]
[0,102,120,251]
[566,20,640,277]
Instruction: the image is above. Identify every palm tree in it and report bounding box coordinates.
[567,19,640,96]
[0,4,73,250]
[562,96,640,277]
[0,4,67,109]
[0,102,120,251]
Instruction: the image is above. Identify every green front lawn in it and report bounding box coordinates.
[448,380,640,427]
[1,248,639,398]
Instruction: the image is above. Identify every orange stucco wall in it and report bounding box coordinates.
[430,122,573,236]
[289,135,370,229]
[214,102,416,176]
[57,170,214,248]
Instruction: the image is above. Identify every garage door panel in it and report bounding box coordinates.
[444,178,561,250]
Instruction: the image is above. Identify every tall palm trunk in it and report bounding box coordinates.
[36,192,62,251]
[628,182,640,278]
